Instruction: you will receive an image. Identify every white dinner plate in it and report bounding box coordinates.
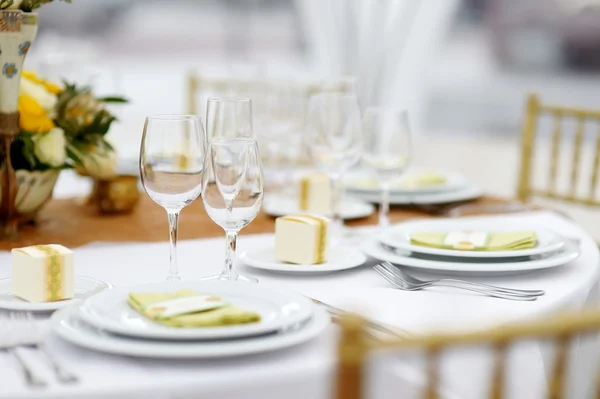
[262,194,374,220]
[350,184,483,205]
[52,305,329,359]
[344,167,469,195]
[0,276,112,312]
[380,219,566,258]
[361,238,580,275]
[78,280,314,341]
[239,246,368,275]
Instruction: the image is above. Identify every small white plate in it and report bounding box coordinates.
[351,184,482,205]
[380,219,566,258]
[0,276,112,312]
[262,194,374,220]
[361,238,580,275]
[78,280,314,340]
[239,247,368,275]
[345,167,469,195]
[52,305,330,359]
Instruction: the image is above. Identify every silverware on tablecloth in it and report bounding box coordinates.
[0,312,78,386]
[0,314,47,388]
[374,262,543,301]
[16,313,79,384]
[308,297,413,339]
[379,261,545,296]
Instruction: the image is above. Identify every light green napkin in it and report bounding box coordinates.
[128,290,261,328]
[410,231,537,251]
[349,171,447,190]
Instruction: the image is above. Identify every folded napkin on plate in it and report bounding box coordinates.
[410,231,537,251]
[128,290,261,328]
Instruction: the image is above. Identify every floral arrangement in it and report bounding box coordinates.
[0,0,70,12]
[11,71,126,179]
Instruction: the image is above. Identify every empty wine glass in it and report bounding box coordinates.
[362,108,411,229]
[305,92,363,240]
[205,97,253,140]
[202,137,263,282]
[140,115,206,281]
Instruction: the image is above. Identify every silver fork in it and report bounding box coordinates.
[380,261,545,297]
[374,263,542,301]
[0,314,47,388]
[12,313,79,384]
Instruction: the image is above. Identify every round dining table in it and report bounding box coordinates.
[0,172,598,399]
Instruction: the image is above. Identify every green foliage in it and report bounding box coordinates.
[17,0,71,12]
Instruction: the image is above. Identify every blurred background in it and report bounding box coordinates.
[25,0,600,234]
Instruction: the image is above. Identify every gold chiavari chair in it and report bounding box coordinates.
[517,93,600,207]
[336,310,600,399]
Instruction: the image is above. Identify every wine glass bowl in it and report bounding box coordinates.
[202,137,264,282]
[140,115,206,280]
[362,107,412,229]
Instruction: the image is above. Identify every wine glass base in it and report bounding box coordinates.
[200,273,258,283]
[166,274,182,281]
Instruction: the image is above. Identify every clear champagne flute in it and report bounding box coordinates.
[202,137,264,282]
[140,115,206,281]
[205,97,253,140]
[305,92,363,240]
[362,108,411,229]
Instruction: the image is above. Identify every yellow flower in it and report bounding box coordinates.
[21,70,62,94]
[18,94,55,133]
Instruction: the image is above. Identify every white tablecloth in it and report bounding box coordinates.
[1,211,598,399]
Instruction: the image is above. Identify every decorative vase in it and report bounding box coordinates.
[14,169,59,218]
[0,10,37,237]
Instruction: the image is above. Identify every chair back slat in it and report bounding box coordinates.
[570,118,585,199]
[424,345,440,399]
[548,112,563,196]
[590,131,600,201]
[336,309,600,399]
[518,94,600,209]
[547,334,570,399]
[489,341,508,399]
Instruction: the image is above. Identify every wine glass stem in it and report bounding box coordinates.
[379,181,391,229]
[329,173,344,237]
[166,210,181,281]
[224,230,238,280]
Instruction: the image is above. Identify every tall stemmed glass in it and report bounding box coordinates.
[140,115,206,280]
[202,138,263,282]
[305,93,362,240]
[206,97,253,140]
[362,108,411,229]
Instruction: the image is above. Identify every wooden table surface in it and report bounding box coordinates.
[0,195,505,250]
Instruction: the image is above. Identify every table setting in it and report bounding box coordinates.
[0,6,597,396]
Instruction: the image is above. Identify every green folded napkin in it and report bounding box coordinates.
[349,171,447,190]
[128,290,261,328]
[410,231,537,251]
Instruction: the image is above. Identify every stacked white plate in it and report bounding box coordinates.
[51,280,329,359]
[361,219,581,275]
[344,167,482,206]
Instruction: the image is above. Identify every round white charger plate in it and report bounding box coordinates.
[78,280,314,341]
[239,246,367,275]
[262,194,374,220]
[350,184,483,205]
[361,238,581,275]
[344,167,469,195]
[52,305,330,359]
[380,219,566,259]
[0,276,112,312]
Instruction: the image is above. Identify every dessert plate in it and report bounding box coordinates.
[350,184,483,205]
[380,219,566,258]
[239,246,368,275]
[361,238,580,275]
[262,194,374,220]
[78,280,314,340]
[344,167,469,195]
[52,305,329,359]
[0,276,112,312]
